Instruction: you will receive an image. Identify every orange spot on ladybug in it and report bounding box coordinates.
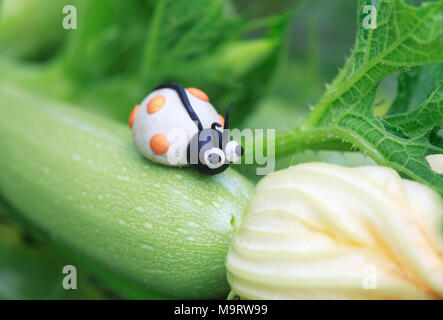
[218,114,225,127]
[147,95,166,114]
[187,87,209,102]
[129,104,140,129]
[150,133,169,155]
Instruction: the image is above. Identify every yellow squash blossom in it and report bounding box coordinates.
[226,163,443,299]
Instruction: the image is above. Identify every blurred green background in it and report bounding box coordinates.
[0,0,385,299]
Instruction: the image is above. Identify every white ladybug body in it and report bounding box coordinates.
[129,83,242,175]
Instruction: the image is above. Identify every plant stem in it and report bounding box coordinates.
[274,125,353,157]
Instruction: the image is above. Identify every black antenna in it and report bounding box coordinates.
[154,83,203,131]
[224,102,234,130]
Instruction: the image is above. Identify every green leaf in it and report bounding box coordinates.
[387,68,420,115]
[275,0,443,196]
[63,0,151,79]
[384,80,443,134]
[389,62,443,115]
[215,12,293,124]
[430,127,443,149]
[140,0,238,89]
[8,0,290,127]
[139,0,291,125]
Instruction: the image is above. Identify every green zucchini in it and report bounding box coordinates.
[0,80,253,299]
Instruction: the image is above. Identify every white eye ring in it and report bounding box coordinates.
[203,148,225,169]
[224,141,241,163]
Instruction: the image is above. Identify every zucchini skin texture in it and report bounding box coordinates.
[0,82,253,299]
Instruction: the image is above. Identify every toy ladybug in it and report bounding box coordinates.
[129,83,243,175]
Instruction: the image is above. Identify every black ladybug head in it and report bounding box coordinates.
[187,103,244,175]
[187,128,228,175]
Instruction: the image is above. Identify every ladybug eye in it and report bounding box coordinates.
[203,147,225,169]
[225,141,243,163]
